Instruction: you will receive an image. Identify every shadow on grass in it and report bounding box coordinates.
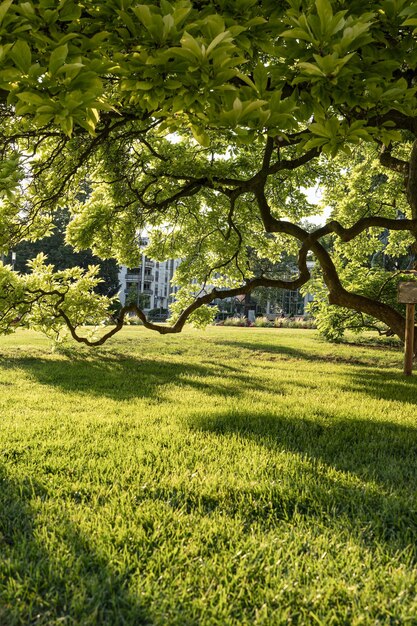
[0,465,149,626]
[190,409,417,490]
[1,353,264,401]
[214,338,402,368]
[214,337,417,404]
[4,338,410,404]
[338,337,403,350]
[346,366,417,404]
[186,409,417,554]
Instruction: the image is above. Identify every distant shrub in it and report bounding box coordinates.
[223,316,248,327]
[254,316,274,327]
[274,317,316,329]
[125,315,143,326]
[218,315,316,329]
[147,307,168,321]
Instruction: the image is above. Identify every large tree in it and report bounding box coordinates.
[1,0,417,347]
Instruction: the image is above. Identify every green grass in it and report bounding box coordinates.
[1,326,417,625]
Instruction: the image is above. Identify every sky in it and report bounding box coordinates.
[303,186,331,225]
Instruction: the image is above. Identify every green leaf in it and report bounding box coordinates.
[338,21,373,51]
[162,14,174,38]
[59,1,82,21]
[49,44,68,75]
[241,99,268,118]
[280,28,314,42]
[0,67,21,82]
[328,13,346,37]
[55,62,84,78]
[134,81,154,90]
[203,14,226,39]
[191,126,210,147]
[17,2,35,18]
[0,43,12,62]
[253,63,268,94]
[133,5,152,29]
[60,116,74,137]
[180,32,202,60]
[235,72,257,91]
[36,104,56,113]
[0,0,13,26]
[303,137,327,150]
[316,0,333,33]
[298,62,325,77]
[309,121,332,138]
[172,7,191,27]
[10,39,32,73]
[16,91,45,106]
[206,31,233,57]
[313,52,355,76]
[245,16,267,27]
[118,9,137,35]
[233,97,243,114]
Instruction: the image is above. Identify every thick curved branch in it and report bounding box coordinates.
[156,136,318,195]
[58,307,125,346]
[56,272,312,346]
[311,216,417,242]
[370,111,417,135]
[134,178,207,212]
[267,147,320,175]
[253,185,309,241]
[253,188,410,342]
[0,287,67,331]
[379,144,409,175]
[379,141,417,221]
[309,238,407,341]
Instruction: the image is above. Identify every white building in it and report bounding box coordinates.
[118,253,181,313]
[118,252,314,318]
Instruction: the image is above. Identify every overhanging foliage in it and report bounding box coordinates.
[1,0,417,345]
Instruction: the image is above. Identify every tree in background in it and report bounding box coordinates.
[5,209,120,297]
[7,208,119,298]
[1,1,417,348]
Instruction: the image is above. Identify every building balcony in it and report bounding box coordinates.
[126,273,140,280]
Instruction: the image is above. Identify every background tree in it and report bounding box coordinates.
[1,0,417,348]
[12,208,119,297]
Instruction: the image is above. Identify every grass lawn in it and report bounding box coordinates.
[1,326,417,625]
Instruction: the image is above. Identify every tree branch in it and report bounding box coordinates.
[56,273,312,346]
[311,216,417,242]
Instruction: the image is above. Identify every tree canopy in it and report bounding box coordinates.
[1,0,417,346]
